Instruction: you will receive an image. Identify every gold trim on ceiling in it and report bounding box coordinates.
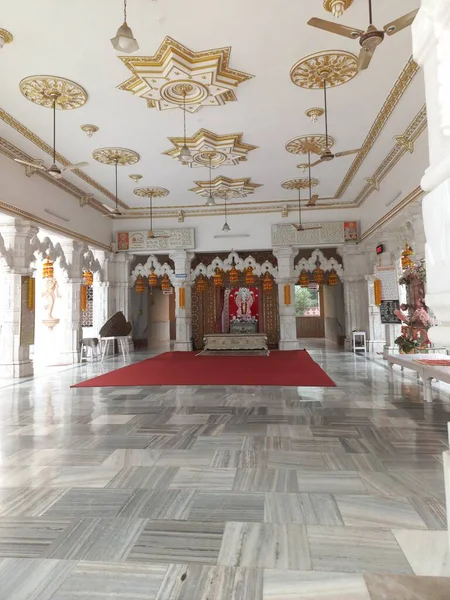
[305,107,324,122]
[290,51,358,89]
[190,175,262,198]
[80,124,99,137]
[334,56,420,198]
[355,105,427,207]
[281,178,319,190]
[92,147,140,166]
[19,76,88,110]
[117,36,254,112]
[0,29,13,44]
[323,0,353,15]
[286,134,335,156]
[133,187,169,198]
[163,128,258,167]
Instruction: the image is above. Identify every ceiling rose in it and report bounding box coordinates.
[281,178,319,190]
[93,147,140,166]
[285,134,334,156]
[190,176,262,198]
[163,128,257,168]
[133,186,169,198]
[117,36,254,112]
[0,29,13,47]
[19,76,88,110]
[323,0,353,18]
[290,51,358,89]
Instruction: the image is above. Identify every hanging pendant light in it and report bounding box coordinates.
[328,269,339,286]
[135,274,145,293]
[83,270,93,286]
[161,273,171,292]
[222,194,230,231]
[179,91,193,164]
[213,268,224,287]
[148,267,158,287]
[299,270,309,287]
[196,274,207,293]
[228,256,239,286]
[263,271,273,292]
[111,0,139,53]
[42,256,54,279]
[206,156,215,206]
[245,266,255,286]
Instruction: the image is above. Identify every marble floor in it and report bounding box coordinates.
[0,341,450,599]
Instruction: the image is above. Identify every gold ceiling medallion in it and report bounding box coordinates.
[19,76,88,110]
[80,124,99,138]
[117,36,254,112]
[133,186,169,198]
[190,176,262,198]
[305,107,324,122]
[163,128,257,168]
[281,178,319,191]
[286,134,334,156]
[323,0,353,18]
[0,29,13,46]
[290,51,358,89]
[93,147,140,166]
[129,174,143,183]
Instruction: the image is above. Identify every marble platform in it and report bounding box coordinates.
[0,341,449,599]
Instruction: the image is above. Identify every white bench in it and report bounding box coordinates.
[387,352,449,403]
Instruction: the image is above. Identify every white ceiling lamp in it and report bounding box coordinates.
[206,156,215,206]
[326,0,351,18]
[111,0,139,54]
[179,90,193,164]
[222,195,230,231]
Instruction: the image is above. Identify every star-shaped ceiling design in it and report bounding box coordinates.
[190,176,262,198]
[163,129,258,168]
[117,36,254,113]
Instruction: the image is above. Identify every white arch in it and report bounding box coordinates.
[191,251,278,278]
[294,248,344,277]
[130,254,174,284]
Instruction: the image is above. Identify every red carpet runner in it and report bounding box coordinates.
[73,350,335,388]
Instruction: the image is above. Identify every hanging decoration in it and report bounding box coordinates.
[148,267,158,287]
[42,257,54,279]
[213,268,224,287]
[245,266,255,286]
[135,274,145,293]
[263,271,273,292]
[27,276,35,311]
[196,274,207,293]
[161,273,172,292]
[328,270,339,286]
[83,270,93,286]
[80,284,87,312]
[313,266,324,284]
[284,284,291,305]
[179,286,185,309]
[401,243,414,270]
[298,270,309,287]
[228,263,239,285]
[373,278,382,306]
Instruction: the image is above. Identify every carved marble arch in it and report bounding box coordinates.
[191,251,278,278]
[294,248,344,277]
[29,235,69,274]
[81,249,103,282]
[130,254,174,284]
[0,233,13,269]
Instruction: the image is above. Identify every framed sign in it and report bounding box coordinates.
[380,300,402,324]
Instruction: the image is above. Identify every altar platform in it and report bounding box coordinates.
[202,333,269,356]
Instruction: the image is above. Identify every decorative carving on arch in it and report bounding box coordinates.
[29,235,69,273]
[294,248,344,277]
[191,251,278,279]
[0,233,13,269]
[82,249,103,282]
[130,254,174,284]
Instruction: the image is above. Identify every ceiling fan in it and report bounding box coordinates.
[14,91,88,179]
[305,152,320,207]
[307,78,361,167]
[102,159,125,216]
[147,192,170,239]
[308,0,419,72]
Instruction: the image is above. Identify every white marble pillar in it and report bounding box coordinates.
[170,250,194,352]
[92,250,112,335]
[0,218,38,377]
[273,247,298,351]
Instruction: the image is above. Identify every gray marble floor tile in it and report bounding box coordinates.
[307,526,413,574]
[2,449,63,467]
[0,488,67,517]
[218,522,311,570]
[155,564,263,600]
[408,496,447,530]
[296,471,366,493]
[265,493,343,525]
[266,451,327,470]
[233,469,299,492]
[51,560,168,600]
[90,415,135,425]
[188,492,264,522]
[266,425,313,439]
[47,450,114,467]
[192,435,245,450]
[322,453,385,472]
[170,468,236,491]
[36,467,120,488]
[0,558,75,600]
[0,517,72,558]
[155,450,215,468]
[118,489,196,519]
[106,467,178,489]
[210,450,268,468]
[392,530,450,576]
[364,573,450,600]
[102,449,162,467]
[335,494,428,529]
[48,517,147,562]
[263,570,371,599]
[127,520,224,565]
[43,488,136,518]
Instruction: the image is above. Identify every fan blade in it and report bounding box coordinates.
[62,162,89,172]
[310,158,325,168]
[303,141,322,155]
[14,158,46,170]
[384,9,419,36]
[358,47,375,71]
[307,17,364,39]
[303,226,322,231]
[101,203,120,214]
[292,224,302,231]
[307,194,319,207]
[335,148,361,158]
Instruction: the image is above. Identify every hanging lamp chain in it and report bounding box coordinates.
[368,0,373,25]
[124,0,127,23]
[298,186,302,226]
[209,157,212,197]
[149,194,153,232]
[323,77,329,150]
[183,91,187,145]
[308,151,312,200]
[52,98,56,164]
[115,160,118,211]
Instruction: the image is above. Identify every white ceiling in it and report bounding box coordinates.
[0,0,423,218]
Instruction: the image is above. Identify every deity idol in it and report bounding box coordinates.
[235,287,254,321]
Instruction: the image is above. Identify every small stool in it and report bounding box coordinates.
[80,337,99,363]
[100,336,130,362]
[352,331,367,353]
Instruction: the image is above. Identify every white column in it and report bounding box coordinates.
[92,250,112,335]
[0,219,38,378]
[413,1,450,348]
[110,252,133,320]
[170,250,194,352]
[273,247,298,351]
